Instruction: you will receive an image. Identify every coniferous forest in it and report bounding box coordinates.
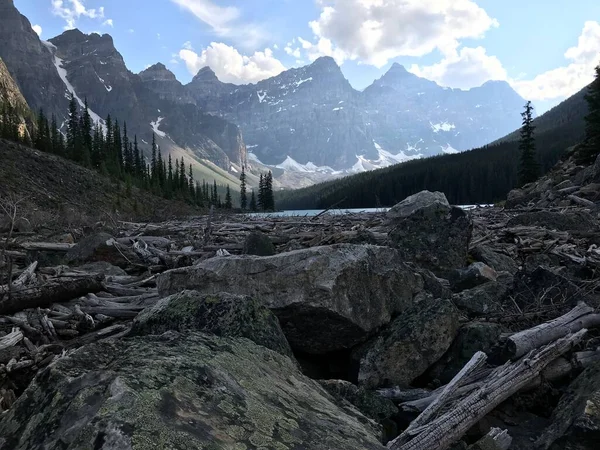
[277,83,590,210]
[0,94,237,209]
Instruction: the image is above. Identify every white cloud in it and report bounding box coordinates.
[51,0,105,30]
[183,41,194,50]
[170,58,180,65]
[102,19,113,27]
[303,0,498,67]
[179,42,286,84]
[170,0,267,48]
[512,21,600,101]
[273,44,279,50]
[297,36,347,65]
[32,24,43,37]
[285,46,301,58]
[409,46,507,90]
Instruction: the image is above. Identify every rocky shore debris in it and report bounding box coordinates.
[1,189,599,449]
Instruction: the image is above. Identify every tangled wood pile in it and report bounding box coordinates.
[1,203,600,449]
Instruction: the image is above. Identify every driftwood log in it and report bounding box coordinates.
[505,302,600,358]
[388,330,586,450]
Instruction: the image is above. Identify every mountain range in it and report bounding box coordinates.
[0,0,528,188]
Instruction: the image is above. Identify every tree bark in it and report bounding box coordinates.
[505,302,600,359]
[0,274,103,315]
[388,329,587,450]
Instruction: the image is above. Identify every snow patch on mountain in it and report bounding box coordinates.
[349,142,423,173]
[442,144,460,154]
[151,117,166,138]
[276,156,335,173]
[257,90,267,103]
[431,122,456,133]
[295,77,312,87]
[96,73,112,92]
[52,54,106,133]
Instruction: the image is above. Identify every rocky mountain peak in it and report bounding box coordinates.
[192,66,219,83]
[139,63,177,82]
[0,0,69,121]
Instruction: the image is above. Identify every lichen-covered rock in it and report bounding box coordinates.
[450,262,498,292]
[387,191,473,276]
[353,298,460,389]
[243,231,276,256]
[471,245,519,275]
[426,322,504,384]
[131,290,293,358]
[158,244,423,354]
[0,332,386,450]
[319,379,398,443]
[536,360,600,449]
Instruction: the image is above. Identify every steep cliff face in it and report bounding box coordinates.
[0,57,29,112]
[185,58,526,173]
[188,57,376,170]
[0,0,68,121]
[44,29,247,170]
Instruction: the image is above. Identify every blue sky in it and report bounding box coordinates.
[15,0,600,113]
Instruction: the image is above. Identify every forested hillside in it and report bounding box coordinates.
[278,85,589,210]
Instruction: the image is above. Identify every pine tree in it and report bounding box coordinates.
[123,121,132,174]
[180,159,186,191]
[151,134,158,186]
[67,93,79,160]
[35,109,49,152]
[578,64,600,164]
[265,171,275,211]
[518,101,539,186]
[225,185,233,209]
[133,135,142,178]
[258,174,265,210]
[212,180,218,205]
[50,113,62,156]
[168,154,174,190]
[250,191,257,211]
[188,164,195,199]
[82,98,93,156]
[157,148,165,187]
[239,166,247,209]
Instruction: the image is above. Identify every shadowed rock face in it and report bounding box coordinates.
[157,244,423,354]
[387,191,473,276]
[0,0,68,121]
[45,29,247,169]
[352,298,460,389]
[0,332,386,450]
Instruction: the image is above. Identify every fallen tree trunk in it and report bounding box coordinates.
[505,302,600,359]
[0,274,104,315]
[388,329,587,450]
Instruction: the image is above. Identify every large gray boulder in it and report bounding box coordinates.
[131,290,293,358]
[387,191,473,276]
[352,298,460,389]
[536,360,600,449]
[0,332,385,450]
[158,244,423,354]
